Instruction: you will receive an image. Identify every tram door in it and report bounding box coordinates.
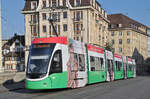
[107,59,114,81]
[73,53,88,88]
[106,50,114,82]
[123,56,127,79]
[124,63,128,79]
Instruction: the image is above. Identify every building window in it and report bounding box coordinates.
[33,15,37,23]
[119,48,122,53]
[43,25,47,33]
[77,37,79,40]
[49,25,51,35]
[50,25,60,35]
[15,42,20,46]
[76,0,81,6]
[119,39,122,44]
[127,31,131,36]
[63,24,68,31]
[58,0,60,6]
[76,11,80,20]
[81,37,83,42]
[33,26,36,33]
[91,0,93,6]
[63,0,66,6]
[58,25,60,34]
[81,24,83,30]
[49,0,51,7]
[112,40,115,44]
[63,12,67,18]
[119,31,122,36]
[76,24,79,31]
[52,0,56,7]
[74,11,83,21]
[113,48,115,52]
[50,12,60,22]
[42,13,47,20]
[54,25,57,34]
[81,11,83,19]
[31,2,37,10]
[127,39,130,44]
[111,32,114,36]
[43,0,46,8]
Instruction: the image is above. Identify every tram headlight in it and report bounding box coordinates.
[52,77,56,79]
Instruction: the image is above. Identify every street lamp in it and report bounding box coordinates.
[0,0,4,72]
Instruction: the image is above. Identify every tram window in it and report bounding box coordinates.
[116,61,122,71]
[90,56,95,71]
[90,56,101,71]
[118,62,122,71]
[49,50,62,74]
[78,54,85,71]
[129,65,132,71]
[100,58,104,71]
[95,57,100,71]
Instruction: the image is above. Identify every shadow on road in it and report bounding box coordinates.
[2,79,73,95]
[2,79,25,91]
[2,75,150,95]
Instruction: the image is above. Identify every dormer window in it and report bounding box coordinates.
[52,0,56,7]
[49,0,51,7]
[117,24,122,28]
[43,0,46,8]
[63,0,66,6]
[76,0,81,6]
[31,1,37,10]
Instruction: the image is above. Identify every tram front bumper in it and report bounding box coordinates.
[25,77,52,90]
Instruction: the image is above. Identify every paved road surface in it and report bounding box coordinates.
[0,76,150,99]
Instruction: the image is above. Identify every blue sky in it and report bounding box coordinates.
[1,0,150,39]
[2,0,25,39]
[100,0,150,26]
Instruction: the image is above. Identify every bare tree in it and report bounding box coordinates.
[104,42,114,52]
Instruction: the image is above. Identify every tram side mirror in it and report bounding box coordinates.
[91,67,95,71]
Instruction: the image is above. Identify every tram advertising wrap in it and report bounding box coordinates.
[26,37,136,90]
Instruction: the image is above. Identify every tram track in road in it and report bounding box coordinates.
[28,77,144,99]
[0,76,149,99]
[0,77,137,96]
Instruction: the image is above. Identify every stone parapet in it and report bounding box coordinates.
[0,72,25,85]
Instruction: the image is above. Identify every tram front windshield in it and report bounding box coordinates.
[27,44,55,75]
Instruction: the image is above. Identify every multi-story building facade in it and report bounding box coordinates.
[108,14,148,59]
[147,28,150,58]
[2,34,25,72]
[21,0,109,66]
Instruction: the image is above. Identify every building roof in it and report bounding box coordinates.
[4,52,25,57]
[2,34,25,50]
[22,0,38,11]
[108,13,149,35]
[108,13,147,28]
[22,0,101,11]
